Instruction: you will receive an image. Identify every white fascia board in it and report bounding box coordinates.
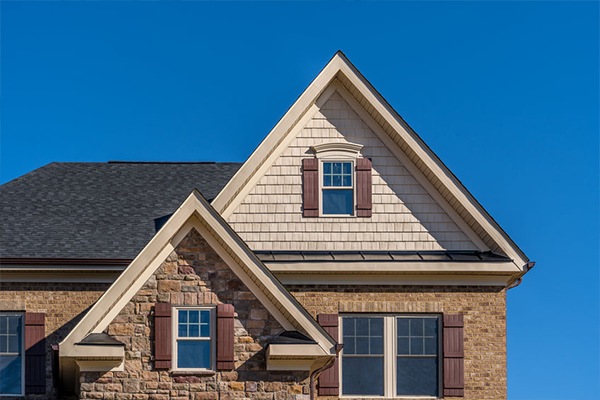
[265,261,521,274]
[60,190,336,359]
[274,274,517,287]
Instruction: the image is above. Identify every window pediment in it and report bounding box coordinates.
[311,142,363,159]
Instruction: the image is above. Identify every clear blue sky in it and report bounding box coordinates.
[2,2,598,399]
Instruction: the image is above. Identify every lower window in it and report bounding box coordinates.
[172,307,215,370]
[341,315,441,397]
[0,313,24,396]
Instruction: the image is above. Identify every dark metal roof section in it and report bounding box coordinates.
[255,251,512,263]
[270,331,318,345]
[76,333,125,346]
[0,162,242,259]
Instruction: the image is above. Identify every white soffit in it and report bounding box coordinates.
[60,190,336,357]
[211,51,529,269]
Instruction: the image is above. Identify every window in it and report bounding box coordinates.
[341,315,441,398]
[0,313,24,396]
[322,161,354,215]
[172,307,215,370]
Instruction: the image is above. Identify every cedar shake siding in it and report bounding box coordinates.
[227,92,478,252]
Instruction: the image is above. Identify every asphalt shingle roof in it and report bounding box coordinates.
[0,162,242,259]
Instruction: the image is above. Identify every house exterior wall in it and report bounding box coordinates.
[228,91,478,252]
[0,282,110,399]
[79,229,310,400]
[289,285,507,400]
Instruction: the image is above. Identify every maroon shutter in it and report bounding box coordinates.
[317,314,339,396]
[443,314,465,397]
[303,158,319,217]
[154,303,172,369]
[216,304,235,370]
[25,312,46,394]
[356,158,372,217]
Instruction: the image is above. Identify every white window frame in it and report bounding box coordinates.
[319,159,356,217]
[171,306,216,372]
[0,312,25,397]
[339,314,442,399]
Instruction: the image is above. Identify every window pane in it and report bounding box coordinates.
[397,357,438,396]
[356,319,369,335]
[0,355,22,394]
[410,318,424,336]
[332,175,342,187]
[333,163,342,174]
[7,317,20,336]
[342,175,351,187]
[200,311,210,324]
[200,323,210,338]
[177,341,211,369]
[323,162,331,174]
[0,338,6,353]
[0,317,6,335]
[323,175,332,187]
[323,190,353,215]
[425,338,438,355]
[178,324,188,338]
[343,162,352,174]
[355,337,369,355]
[342,357,383,396]
[189,325,199,337]
[189,311,199,324]
[424,318,437,336]
[8,335,20,353]
[343,337,355,355]
[370,336,383,354]
[398,318,409,336]
[179,310,188,323]
[410,337,424,355]
[398,337,410,355]
[343,318,355,336]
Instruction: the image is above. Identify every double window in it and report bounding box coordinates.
[0,313,24,396]
[341,315,441,397]
[172,307,215,370]
[322,161,354,215]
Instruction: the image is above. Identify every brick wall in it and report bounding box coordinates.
[288,285,507,400]
[79,229,310,400]
[0,282,110,399]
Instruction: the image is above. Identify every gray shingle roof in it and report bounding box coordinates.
[0,162,242,259]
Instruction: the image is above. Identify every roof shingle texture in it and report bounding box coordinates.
[0,162,242,259]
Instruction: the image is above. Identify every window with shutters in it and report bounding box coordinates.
[340,315,441,398]
[0,313,24,396]
[172,307,215,371]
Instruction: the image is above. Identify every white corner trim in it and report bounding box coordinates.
[59,190,336,359]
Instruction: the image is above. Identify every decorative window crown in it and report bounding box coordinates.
[311,142,363,159]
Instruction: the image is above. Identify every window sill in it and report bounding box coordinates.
[171,370,216,376]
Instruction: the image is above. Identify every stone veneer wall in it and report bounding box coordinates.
[0,282,110,399]
[288,285,507,400]
[79,229,310,400]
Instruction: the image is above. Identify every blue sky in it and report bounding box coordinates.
[2,2,598,399]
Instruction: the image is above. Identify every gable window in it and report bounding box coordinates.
[322,161,354,215]
[340,315,441,398]
[0,313,24,396]
[172,307,215,370]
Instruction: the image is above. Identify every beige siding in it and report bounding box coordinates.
[228,92,478,251]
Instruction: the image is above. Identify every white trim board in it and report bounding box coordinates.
[59,190,337,358]
[211,51,530,269]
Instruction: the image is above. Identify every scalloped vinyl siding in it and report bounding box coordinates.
[227,91,478,251]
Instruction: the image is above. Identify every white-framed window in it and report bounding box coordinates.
[340,315,441,398]
[172,306,215,371]
[0,313,24,396]
[321,160,354,216]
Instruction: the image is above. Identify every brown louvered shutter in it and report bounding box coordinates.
[25,312,46,394]
[356,158,372,217]
[154,303,172,369]
[443,314,464,397]
[302,158,319,217]
[317,314,339,396]
[216,304,235,370]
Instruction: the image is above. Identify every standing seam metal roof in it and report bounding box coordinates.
[0,162,242,259]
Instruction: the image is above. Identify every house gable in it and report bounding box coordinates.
[213,52,529,268]
[59,191,336,364]
[229,89,479,251]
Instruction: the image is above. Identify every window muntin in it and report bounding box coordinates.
[322,161,353,215]
[340,315,441,398]
[173,307,214,370]
[0,313,24,396]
